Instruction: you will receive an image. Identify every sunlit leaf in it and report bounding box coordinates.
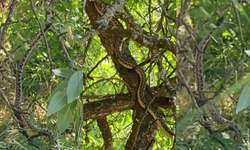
[52,68,76,78]
[245,50,250,57]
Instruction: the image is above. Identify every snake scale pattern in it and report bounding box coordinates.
[195,17,242,142]
[92,0,174,139]
[14,23,55,142]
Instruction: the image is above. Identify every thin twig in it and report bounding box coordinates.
[232,2,247,54]
[30,0,53,70]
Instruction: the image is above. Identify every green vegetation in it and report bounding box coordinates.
[177,0,250,149]
[0,0,175,149]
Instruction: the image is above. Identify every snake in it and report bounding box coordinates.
[14,23,55,142]
[195,17,242,142]
[93,0,174,139]
[196,17,224,100]
[207,106,242,142]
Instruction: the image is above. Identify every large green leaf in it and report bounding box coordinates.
[47,88,67,117]
[49,80,68,99]
[236,83,250,113]
[67,71,83,103]
[57,105,74,133]
[52,68,76,78]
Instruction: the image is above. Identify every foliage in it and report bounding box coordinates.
[177,0,250,149]
[0,0,83,149]
[0,0,175,149]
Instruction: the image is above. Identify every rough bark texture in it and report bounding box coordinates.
[85,1,175,149]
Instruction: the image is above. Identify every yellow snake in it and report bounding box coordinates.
[93,1,174,139]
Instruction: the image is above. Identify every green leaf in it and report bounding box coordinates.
[47,88,67,117]
[245,50,250,57]
[67,71,83,103]
[236,83,250,113]
[49,80,68,99]
[80,103,83,120]
[70,100,78,110]
[57,105,74,133]
[127,0,133,6]
[52,68,76,78]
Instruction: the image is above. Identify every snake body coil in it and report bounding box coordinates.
[196,17,224,99]
[195,17,242,142]
[15,23,54,142]
[93,1,174,139]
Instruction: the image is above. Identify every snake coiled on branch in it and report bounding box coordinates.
[93,0,174,139]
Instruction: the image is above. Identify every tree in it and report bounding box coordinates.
[82,0,176,149]
[0,0,175,149]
